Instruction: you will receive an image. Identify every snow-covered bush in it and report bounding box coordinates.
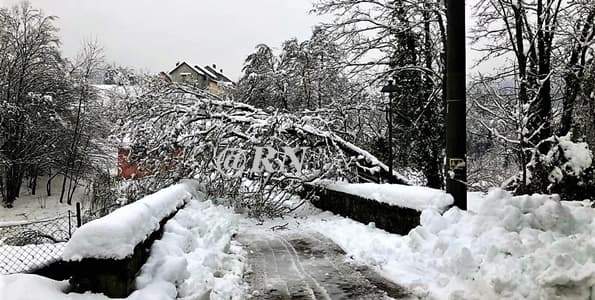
[504,134,594,200]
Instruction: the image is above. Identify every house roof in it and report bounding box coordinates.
[194,65,220,80]
[168,61,234,84]
[204,65,234,83]
[168,62,210,79]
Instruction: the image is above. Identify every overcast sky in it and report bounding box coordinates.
[3,0,324,80]
[2,0,485,80]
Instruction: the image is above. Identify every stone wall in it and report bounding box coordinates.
[30,205,184,298]
[304,184,421,235]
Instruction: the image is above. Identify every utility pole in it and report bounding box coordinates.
[446,0,467,209]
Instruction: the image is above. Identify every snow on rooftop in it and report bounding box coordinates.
[62,180,202,261]
[195,65,218,79]
[317,181,454,212]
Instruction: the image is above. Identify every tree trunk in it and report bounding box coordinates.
[59,173,68,203]
[30,171,37,196]
[66,176,74,205]
[4,164,24,208]
[47,170,54,197]
[534,0,552,142]
[560,10,595,135]
[560,65,580,136]
[425,149,444,189]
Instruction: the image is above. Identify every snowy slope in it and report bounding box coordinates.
[0,175,88,223]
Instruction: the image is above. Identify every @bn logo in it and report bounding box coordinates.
[215,146,308,178]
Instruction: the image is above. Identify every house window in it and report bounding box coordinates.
[180,72,191,82]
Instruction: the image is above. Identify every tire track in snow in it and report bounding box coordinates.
[238,231,413,299]
[274,233,331,300]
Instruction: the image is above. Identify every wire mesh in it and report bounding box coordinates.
[0,213,75,274]
[0,203,120,275]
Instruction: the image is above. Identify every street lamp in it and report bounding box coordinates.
[381,80,398,182]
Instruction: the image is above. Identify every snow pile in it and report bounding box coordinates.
[0,274,90,300]
[318,181,454,212]
[62,180,202,261]
[136,199,245,300]
[0,197,245,300]
[309,189,595,299]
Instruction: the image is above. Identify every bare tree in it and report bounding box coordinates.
[312,0,448,188]
[58,40,105,204]
[0,3,111,208]
[470,0,595,194]
[0,3,65,207]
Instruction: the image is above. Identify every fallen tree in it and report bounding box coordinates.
[117,79,408,217]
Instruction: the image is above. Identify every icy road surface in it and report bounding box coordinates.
[237,231,414,300]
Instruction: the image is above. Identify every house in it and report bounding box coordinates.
[166,61,234,96]
[117,148,142,179]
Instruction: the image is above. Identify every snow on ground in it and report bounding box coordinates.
[0,188,245,300]
[304,189,595,299]
[0,274,103,300]
[316,181,454,212]
[131,196,245,300]
[62,180,201,261]
[169,199,245,300]
[0,175,89,223]
[0,176,88,274]
[236,189,594,299]
[3,180,593,299]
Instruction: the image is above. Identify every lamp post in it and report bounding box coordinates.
[446,0,467,209]
[381,80,398,182]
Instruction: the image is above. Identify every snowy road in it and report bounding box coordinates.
[237,231,413,300]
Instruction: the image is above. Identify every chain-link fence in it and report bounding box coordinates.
[0,203,121,275]
[0,212,76,274]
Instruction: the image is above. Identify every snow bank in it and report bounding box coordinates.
[0,274,90,300]
[135,199,245,300]
[1,197,245,300]
[62,180,202,261]
[318,181,454,212]
[309,189,595,299]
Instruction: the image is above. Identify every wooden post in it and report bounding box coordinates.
[76,202,82,227]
